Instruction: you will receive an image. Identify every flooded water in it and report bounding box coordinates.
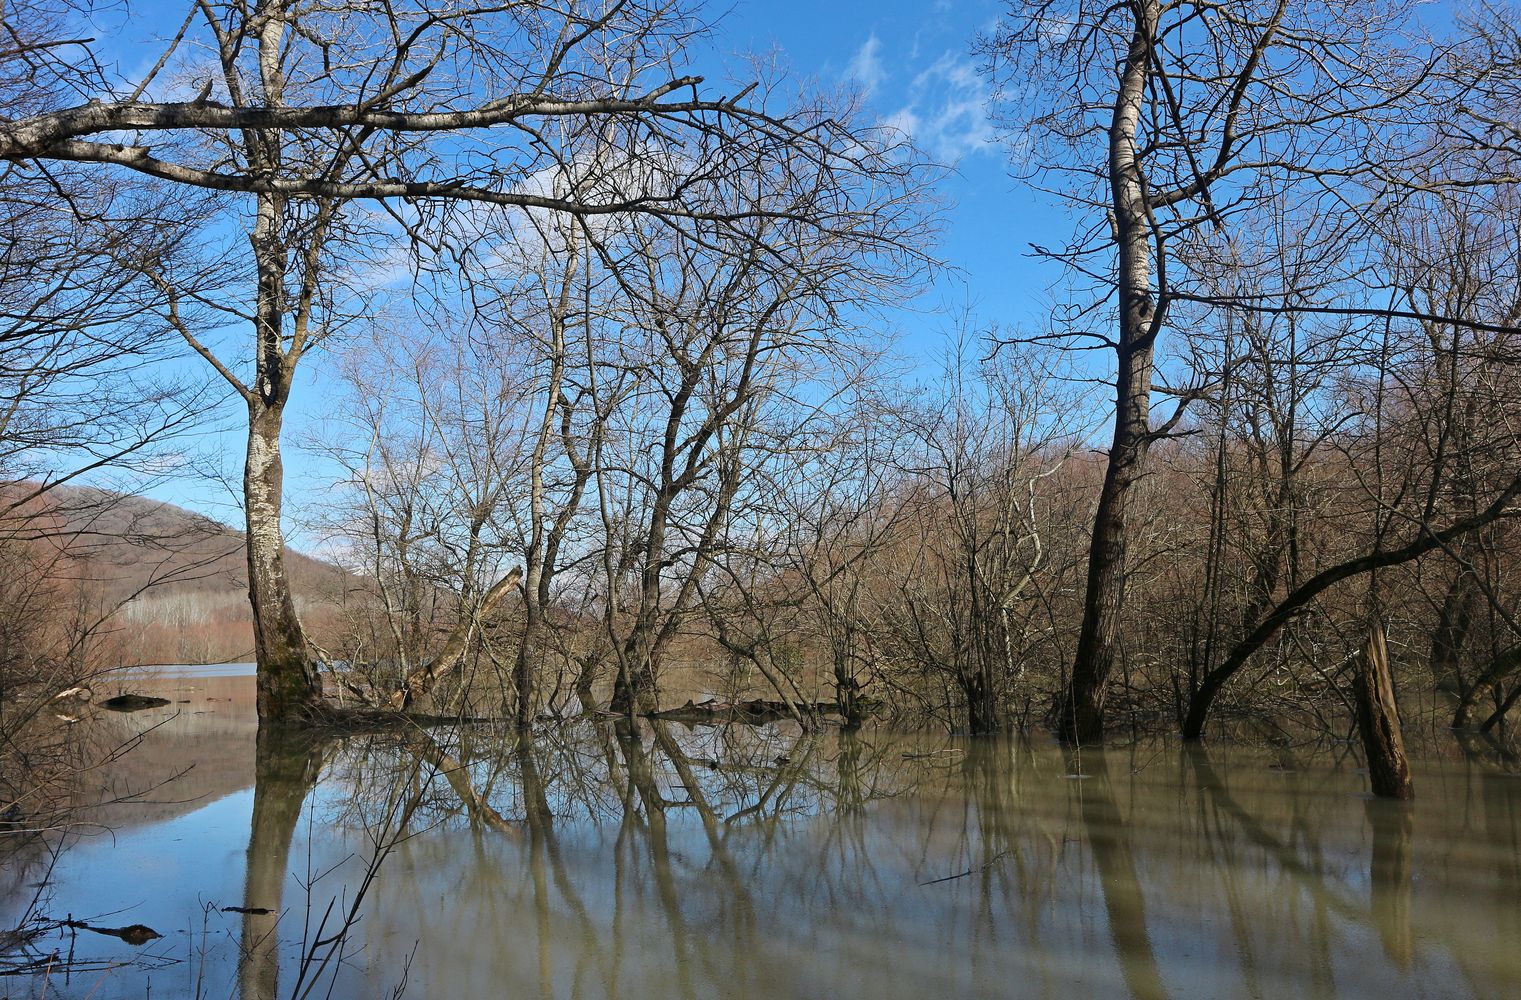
[4,672,1521,999]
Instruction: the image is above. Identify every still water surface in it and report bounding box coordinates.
[3,671,1520,999]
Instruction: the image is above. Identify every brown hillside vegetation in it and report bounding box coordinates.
[7,486,351,666]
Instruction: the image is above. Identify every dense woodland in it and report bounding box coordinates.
[3,0,1521,794]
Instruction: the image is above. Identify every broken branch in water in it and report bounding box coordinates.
[919,850,1012,886]
[61,919,162,945]
[389,567,523,710]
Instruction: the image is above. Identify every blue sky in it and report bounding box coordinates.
[114,0,1067,537]
[720,0,1058,327]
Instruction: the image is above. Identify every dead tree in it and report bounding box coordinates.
[1353,623,1413,800]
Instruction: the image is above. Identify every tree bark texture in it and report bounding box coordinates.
[1057,0,1161,746]
[246,387,323,722]
[1354,623,1414,801]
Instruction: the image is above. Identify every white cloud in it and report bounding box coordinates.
[846,35,886,96]
[885,51,996,164]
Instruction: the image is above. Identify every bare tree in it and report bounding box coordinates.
[866,334,1086,733]
[980,0,1429,742]
[1,0,933,722]
[587,211,889,717]
[322,322,532,711]
[0,63,231,828]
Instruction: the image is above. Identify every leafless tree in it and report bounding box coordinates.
[865,334,1089,733]
[980,0,1434,742]
[0,103,223,832]
[1,0,933,723]
[584,202,903,717]
[321,321,533,710]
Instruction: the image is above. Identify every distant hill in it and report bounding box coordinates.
[14,486,355,665]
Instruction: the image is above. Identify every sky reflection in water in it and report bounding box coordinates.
[4,674,1521,999]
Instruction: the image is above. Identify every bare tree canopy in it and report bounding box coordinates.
[2,0,938,723]
[977,0,1444,743]
[1,0,933,252]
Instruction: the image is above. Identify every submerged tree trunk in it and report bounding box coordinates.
[965,668,1000,735]
[1056,0,1161,746]
[245,281,324,723]
[514,607,540,728]
[610,640,660,717]
[246,420,321,720]
[835,659,864,731]
[1353,623,1414,801]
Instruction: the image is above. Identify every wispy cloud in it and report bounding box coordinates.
[885,51,996,165]
[845,34,886,96]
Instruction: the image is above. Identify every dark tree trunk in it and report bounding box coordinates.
[1353,623,1414,800]
[1478,675,1521,733]
[610,648,658,717]
[835,660,864,731]
[1056,1,1161,746]
[1467,644,1521,732]
[514,604,539,728]
[965,668,1000,735]
[1058,350,1152,744]
[573,656,600,716]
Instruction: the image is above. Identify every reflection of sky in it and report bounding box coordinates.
[116,662,257,678]
[12,790,257,999]
[8,719,1521,999]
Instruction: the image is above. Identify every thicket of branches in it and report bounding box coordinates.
[2,0,1521,747]
[310,2,1521,742]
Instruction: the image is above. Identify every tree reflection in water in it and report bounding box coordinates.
[237,729,323,1000]
[1067,750,1169,1000]
[206,722,1521,999]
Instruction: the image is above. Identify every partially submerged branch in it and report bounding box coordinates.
[388,567,522,710]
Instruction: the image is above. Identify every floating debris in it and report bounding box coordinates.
[64,920,162,946]
[100,694,172,712]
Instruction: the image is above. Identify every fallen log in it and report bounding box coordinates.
[645,697,849,724]
[389,566,522,710]
[62,920,161,946]
[100,694,171,713]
